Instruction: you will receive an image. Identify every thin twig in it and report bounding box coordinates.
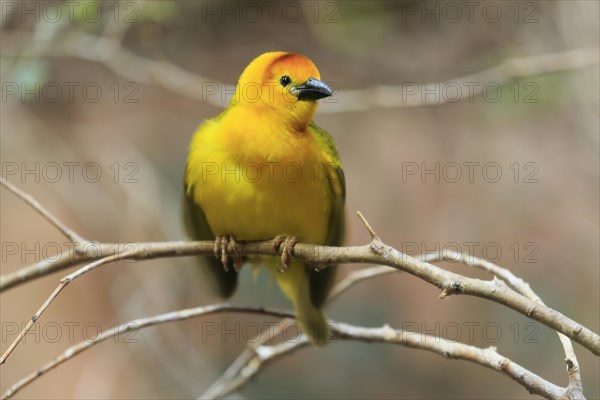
[356,210,379,241]
[328,252,442,300]
[0,305,294,400]
[205,337,309,400]
[1,248,98,291]
[333,323,567,399]
[200,318,295,399]
[349,250,584,398]
[0,176,87,245]
[434,250,584,397]
[0,249,134,364]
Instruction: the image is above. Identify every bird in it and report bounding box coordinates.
[183,51,345,345]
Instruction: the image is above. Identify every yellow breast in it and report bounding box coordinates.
[186,106,332,244]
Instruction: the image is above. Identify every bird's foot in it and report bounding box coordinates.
[213,235,243,272]
[273,235,297,273]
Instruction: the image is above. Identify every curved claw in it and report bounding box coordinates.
[230,236,243,271]
[213,235,239,272]
[213,235,222,259]
[277,236,297,273]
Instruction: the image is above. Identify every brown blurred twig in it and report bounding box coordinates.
[5,26,598,111]
[326,47,599,112]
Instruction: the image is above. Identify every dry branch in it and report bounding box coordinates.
[2,236,597,359]
[1,179,597,400]
[0,306,577,400]
[0,305,295,400]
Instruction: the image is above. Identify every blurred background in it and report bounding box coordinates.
[1,0,599,398]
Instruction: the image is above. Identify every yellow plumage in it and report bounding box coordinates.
[184,52,345,344]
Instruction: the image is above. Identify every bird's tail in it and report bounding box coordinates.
[293,288,331,345]
[274,260,331,345]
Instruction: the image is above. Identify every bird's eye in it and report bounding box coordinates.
[279,75,291,87]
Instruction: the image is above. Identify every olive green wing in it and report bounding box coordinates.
[308,122,346,307]
[183,181,238,298]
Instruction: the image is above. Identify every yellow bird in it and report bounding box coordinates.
[183,52,345,344]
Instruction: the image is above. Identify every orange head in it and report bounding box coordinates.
[231,52,332,130]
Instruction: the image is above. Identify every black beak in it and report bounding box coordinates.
[293,77,333,101]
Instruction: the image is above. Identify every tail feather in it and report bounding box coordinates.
[293,290,331,345]
[274,260,331,345]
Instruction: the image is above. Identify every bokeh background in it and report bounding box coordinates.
[1,1,599,398]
